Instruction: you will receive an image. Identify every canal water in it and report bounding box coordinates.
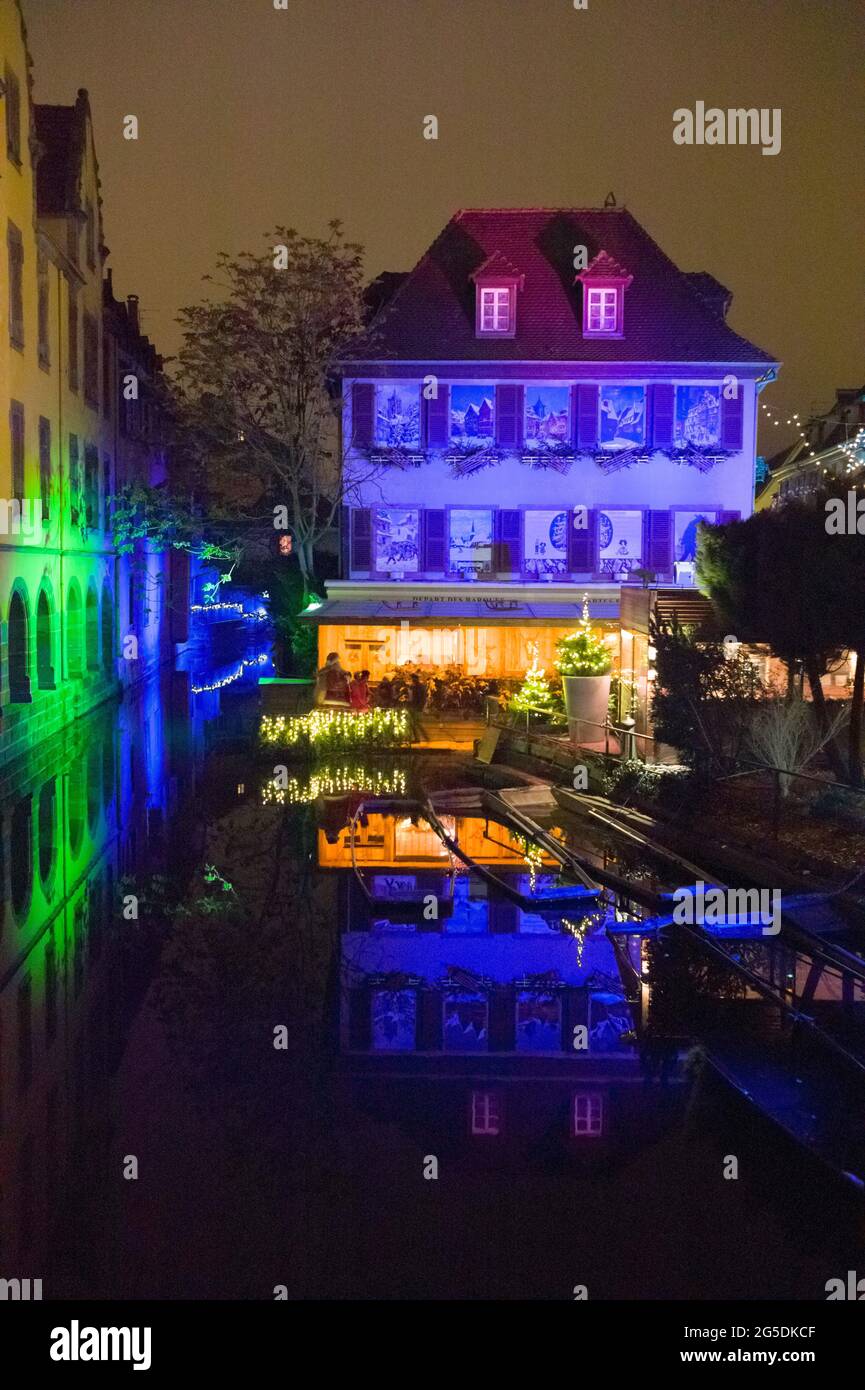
[1,623,859,1301]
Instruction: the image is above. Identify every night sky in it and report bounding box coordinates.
[26,0,863,452]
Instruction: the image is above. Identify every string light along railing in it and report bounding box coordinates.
[192,653,268,694]
[190,602,268,618]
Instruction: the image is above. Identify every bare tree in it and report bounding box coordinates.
[747,696,848,796]
[174,221,381,594]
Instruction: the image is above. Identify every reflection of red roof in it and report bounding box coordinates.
[343,207,776,365]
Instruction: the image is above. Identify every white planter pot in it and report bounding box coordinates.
[562,672,611,745]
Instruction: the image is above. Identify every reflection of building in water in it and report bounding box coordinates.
[334,810,672,1162]
[0,672,202,1272]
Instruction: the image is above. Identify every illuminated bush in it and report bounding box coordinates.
[260,706,412,754]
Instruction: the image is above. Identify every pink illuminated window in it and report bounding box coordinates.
[480,287,511,333]
[587,287,618,333]
[572,1093,603,1137]
[471,1090,501,1135]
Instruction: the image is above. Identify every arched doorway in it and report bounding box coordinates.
[8,590,31,702]
[85,584,99,670]
[67,581,83,677]
[36,588,54,689]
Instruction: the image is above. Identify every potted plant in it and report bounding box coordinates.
[555,595,613,735]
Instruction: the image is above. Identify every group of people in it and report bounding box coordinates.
[314,652,371,711]
[314,653,428,713]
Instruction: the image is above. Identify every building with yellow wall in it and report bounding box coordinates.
[0,0,183,767]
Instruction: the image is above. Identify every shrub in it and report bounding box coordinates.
[603,758,689,806]
[807,785,865,829]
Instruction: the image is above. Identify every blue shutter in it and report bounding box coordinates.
[352,382,375,447]
[568,507,597,572]
[350,507,372,570]
[651,384,675,448]
[577,385,598,448]
[645,510,672,575]
[424,384,449,447]
[423,508,447,571]
[495,384,522,447]
[720,390,743,450]
[497,509,522,574]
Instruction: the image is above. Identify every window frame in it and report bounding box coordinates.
[7,220,24,349]
[572,1092,604,1138]
[582,283,625,339]
[10,399,25,503]
[596,503,645,578]
[446,505,496,578]
[5,65,21,166]
[474,281,518,338]
[37,250,50,369]
[470,1090,501,1136]
[38,415,51,522]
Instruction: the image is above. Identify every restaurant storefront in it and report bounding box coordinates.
[305,581,621,682]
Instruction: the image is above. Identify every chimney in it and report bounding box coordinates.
[126,294,139,332]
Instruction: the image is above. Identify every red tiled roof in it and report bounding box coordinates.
[470,250,524,282]
[576,249,631,282]
[344,207,776,365]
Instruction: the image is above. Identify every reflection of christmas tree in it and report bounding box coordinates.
[510,643,557,713]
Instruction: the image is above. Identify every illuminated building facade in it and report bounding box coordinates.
[0,0,186,767]
[319,207,779,681]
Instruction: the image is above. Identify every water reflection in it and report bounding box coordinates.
[0,633,853,1300]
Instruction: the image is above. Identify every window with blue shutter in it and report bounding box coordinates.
[350,507,372,570]
[720,390,744,450]
[423,509,446,571]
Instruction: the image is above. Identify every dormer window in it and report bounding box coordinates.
[480,286,511,333]
[587,287,618,333]
[471,252,524,338]
[576,250,633,339]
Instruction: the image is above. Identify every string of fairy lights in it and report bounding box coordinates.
[759,398,865,475]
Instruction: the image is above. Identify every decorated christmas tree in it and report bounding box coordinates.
[555,595,613,677]
[510,643,557,713]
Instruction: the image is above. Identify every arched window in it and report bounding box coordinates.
[36,588,54,689]
[101,581,114,676]
[10,795,33,920]
[67,581,83,677]
[85,585,99,670]
[8,590,30,702]
[38,778,57,891]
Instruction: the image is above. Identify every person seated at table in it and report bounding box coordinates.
[350,669,371,712]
